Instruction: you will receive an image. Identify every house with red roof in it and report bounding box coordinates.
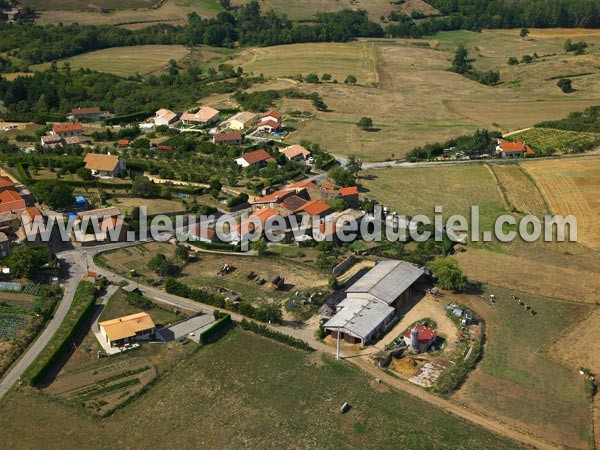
[51,122,83,139]
[0,176,15,193]
[404,325,437,353]
[338,186,359,206]
[297,199,332,218]
[188,225,218,244]
[235,149,276,168]
[256,111,282,134]
[70,107,101,122]
[495,139,535,158]
[213,131,243,146]
[0,190,25,214]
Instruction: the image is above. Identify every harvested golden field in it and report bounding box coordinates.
[31,45,189,77]
[232,42,379,85]
[32,0,222,24]
[551,308,600,374]
[524,156,600,249]
[453,246,600,303]
[489,163,548,216]
[264,31,600,160]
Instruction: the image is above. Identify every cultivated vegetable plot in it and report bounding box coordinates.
[0,313,29,339]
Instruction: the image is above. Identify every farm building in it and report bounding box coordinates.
[227,111,257,130]
[324,261,425,344]
[495,139,535,158]
[235,149,275,168]
[213,131,243,146]
[154,109,178,126]
[181,106,220,125]
[69,107,101,122]
[99,312,156,348]
[84,153,126,177]
[404,325,437,353]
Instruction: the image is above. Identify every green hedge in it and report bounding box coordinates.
[432,341,481,397]
[189,241,242,252]
[104,110,152,125]
[240,319,313,351]
[25,281,97,386]
[199,312,232,345]
[164,278,226,308]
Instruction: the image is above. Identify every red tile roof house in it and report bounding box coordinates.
[338,186,359,206]
[187,225,218,244]
[233,207,281,245]
[0,190,26,214]
[280,144,311,161]
[256,119,281,133]
[0,176,16,193]
[495,139,535,158]
[51,122,83,139]
[235,149,276,168]
[213,131,243,146]
[260,111,282,123]
[297,199,332,219]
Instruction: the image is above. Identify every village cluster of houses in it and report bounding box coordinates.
[0,175,45,258]
[187,179,360,245]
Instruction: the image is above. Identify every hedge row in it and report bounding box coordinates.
[199,312,232,345]
[432,341,481,397]
[25,281,97,386]
[164,278,226,308]
[189,241,242,252]
[104,110,152,125]
[239,319,313,351]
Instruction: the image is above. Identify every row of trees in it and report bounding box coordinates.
[451,45,500,86]
[407,129,499,161]
[0,4,383,65]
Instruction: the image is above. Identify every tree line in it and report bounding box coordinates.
[0,3,383,65]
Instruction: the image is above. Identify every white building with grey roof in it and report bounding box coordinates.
[324,260,425,344]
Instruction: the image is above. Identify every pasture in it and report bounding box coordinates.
[0,330,523,449]
[524,156,600,249]
[31,46,189,77]
[506,127,600,153]
[21,0,159,10]
[270,31,600,160]
[452,286,592,449]
[360,163,508,230]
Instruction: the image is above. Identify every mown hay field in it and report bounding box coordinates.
[0,329,524,449]
[31,45,189,77]
[452,286,592,449]
[524,156,600,249]
[489,163,548,216]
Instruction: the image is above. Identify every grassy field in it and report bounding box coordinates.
[246,31,600,161]
[32,0,222,25]
[524,156,600,249]
[360,164,508,230]
[106,197,184,216]
[98,242,330,304]
[101,288,183,327]
[31,45,189,77]
[0,329,524,449]
[452,286,592,448]
[489,163,548,216]
[506,127,600,153]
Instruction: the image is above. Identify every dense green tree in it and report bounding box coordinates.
[557,78,574,93]
[344,74,357,85]
[32,179,74,209]
[328,165,355,187]
[357,117,373,130]
[430,258,466,291]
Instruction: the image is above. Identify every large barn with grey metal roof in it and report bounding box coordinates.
[324,260,425,344]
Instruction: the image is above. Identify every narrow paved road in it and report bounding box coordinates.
[0,250,86,400]
[85,248,561,450]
